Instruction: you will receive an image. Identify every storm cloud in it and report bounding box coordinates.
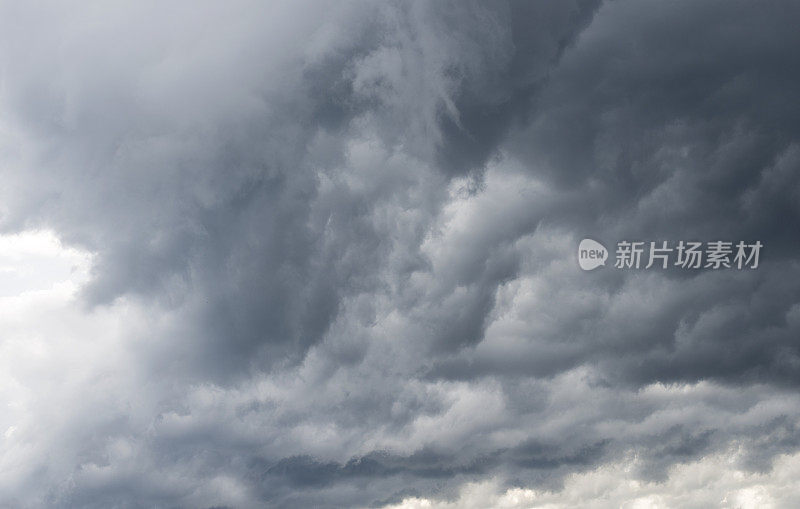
[0,0,799,507]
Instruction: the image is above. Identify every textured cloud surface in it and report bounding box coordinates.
[1,0,799,507]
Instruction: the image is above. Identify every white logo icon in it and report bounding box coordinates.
[578,238,608,271]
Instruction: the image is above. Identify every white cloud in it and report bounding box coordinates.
[384,449,800,509]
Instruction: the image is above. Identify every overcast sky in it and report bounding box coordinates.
[1,0,800,507]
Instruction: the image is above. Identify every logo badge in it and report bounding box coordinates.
[578,238,608,271]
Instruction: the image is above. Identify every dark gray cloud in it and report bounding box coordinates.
[0,0,799,507]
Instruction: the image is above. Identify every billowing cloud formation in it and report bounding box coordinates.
[0,0,799,507]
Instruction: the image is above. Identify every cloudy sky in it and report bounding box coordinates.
[1,0,799,507]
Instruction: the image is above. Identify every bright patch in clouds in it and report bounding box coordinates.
[0,230,91,297]
[385,450,800,509]
[0,230,143,504]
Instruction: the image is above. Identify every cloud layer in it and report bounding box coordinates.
[0,0,799,507]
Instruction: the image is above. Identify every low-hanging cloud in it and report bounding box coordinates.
[0,0,799,507]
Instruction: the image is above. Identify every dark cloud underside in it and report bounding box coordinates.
[0,0,799,507]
